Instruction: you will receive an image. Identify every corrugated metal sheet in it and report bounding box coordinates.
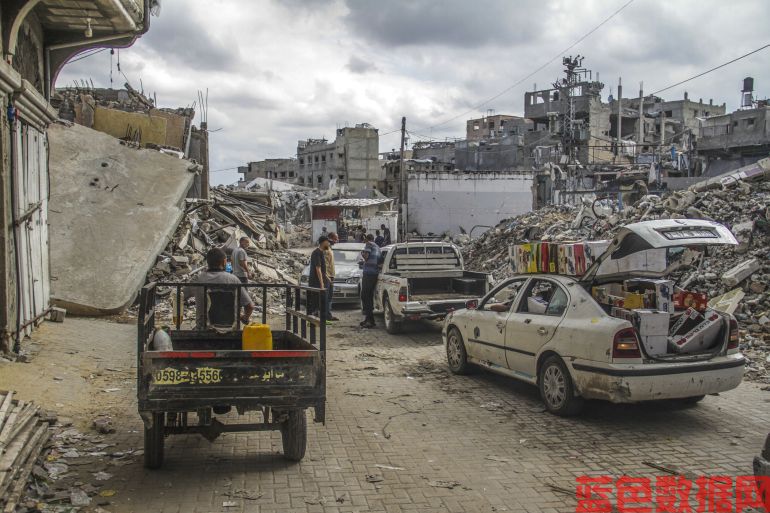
[12,122,50,336]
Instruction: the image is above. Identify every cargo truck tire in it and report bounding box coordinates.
[144,412,165,469]
[281,410,307,462]
[539,356,584,416]
[383,297,402,334]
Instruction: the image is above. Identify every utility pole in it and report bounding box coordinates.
[398,116,407,241]
[616,77,622,160]
[637,82,644,160]
[200,121,210,200]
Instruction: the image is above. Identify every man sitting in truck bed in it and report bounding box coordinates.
[184,248,255,329]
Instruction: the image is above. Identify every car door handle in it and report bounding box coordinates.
[496,321,505,331]
[537,327,548,336]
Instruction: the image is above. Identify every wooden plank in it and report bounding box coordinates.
[0,392,13,434]
[0,401,24,449]
[2,424,48,513]
[5,404,38,446]
[0,418,37,496]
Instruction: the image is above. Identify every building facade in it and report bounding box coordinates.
[466,114,532,141]
[296,124,380,192]
[0,0,151,353]
[238,158,296,184]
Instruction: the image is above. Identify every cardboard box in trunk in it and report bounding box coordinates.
[632,309,671,357]
[624,278,674,313]
[668,310,724,354]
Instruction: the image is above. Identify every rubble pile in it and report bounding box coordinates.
[0,391,55,512]
[463,167,770,382]
[133,185,310,324]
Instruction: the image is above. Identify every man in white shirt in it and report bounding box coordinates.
[231,237,252,283]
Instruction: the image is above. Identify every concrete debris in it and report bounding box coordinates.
[462,172,770,382]
[48,122,196,315]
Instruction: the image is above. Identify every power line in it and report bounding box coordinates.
[66,47,107,65]
[417,0,635,132]
[650,43,770,95]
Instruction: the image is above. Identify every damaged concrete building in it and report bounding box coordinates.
[238,158,296,185]
[296,123,380,192]
[0,0,153,352]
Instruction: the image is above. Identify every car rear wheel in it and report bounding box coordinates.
[383,297,402,334]
[143,412,165,469]
[446,327,470,375]
[539,356,583,416]
[281,409,307,462]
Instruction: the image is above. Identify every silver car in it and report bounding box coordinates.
[300,242,365,304]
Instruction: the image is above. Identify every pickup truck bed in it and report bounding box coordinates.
[374,242,491,333]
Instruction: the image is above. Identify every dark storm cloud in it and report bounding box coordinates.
[342,0,545,48]
[140,3,240,71]
[346,55,378,74]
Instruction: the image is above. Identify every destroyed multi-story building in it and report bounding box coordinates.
[466,113,532,141]
[699,78,770,161]
[381,158,453,201]
[0,0,153,353]
[411,141,454,164]
[50,85,212,198]
[296,124,380,192]
[238,158,297,185]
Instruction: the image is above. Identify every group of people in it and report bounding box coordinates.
[308,230,381,328]
[336,223,392,247]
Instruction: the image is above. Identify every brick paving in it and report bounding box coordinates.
[3,311,769,513]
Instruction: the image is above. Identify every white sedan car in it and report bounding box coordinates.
[443,219,745,416]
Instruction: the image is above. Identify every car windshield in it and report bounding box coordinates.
[334,249,362,263]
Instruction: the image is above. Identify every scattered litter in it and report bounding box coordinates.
[102,388,121,393]
[367,409,381,415]
[70,489,91,507]
[222,501,238,508]
[223,489,263,501]
[365,474,384,483]
[99,490,117,498]
[374,464,405,471]
[427,479,462,489]
[93,471,113,481]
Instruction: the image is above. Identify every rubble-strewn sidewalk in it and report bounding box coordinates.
[463,166,770,382]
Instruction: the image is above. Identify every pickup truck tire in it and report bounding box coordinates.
[144,412,165,469]
[281,409,307,462]
[538,356,584,416]
[446,327,470,375]
[383,297,402,334]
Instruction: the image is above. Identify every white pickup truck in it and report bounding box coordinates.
[373,242,492,333]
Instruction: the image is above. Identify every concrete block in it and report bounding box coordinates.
[721,258,760,288]
[49,307,67,323]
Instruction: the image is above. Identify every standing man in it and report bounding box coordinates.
[324,232,340,322]
[307,236,329,318]
[374,230,385,247]
[381,224,392,246]
[231,237,252,284]
[359,233,381,328]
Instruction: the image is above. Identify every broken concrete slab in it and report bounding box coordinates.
[721,258,761,288]
[48,122,195,315]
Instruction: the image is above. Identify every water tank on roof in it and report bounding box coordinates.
[743,77,754,92]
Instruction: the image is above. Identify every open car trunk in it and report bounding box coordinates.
[581,219,738,359]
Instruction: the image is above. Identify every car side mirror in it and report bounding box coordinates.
[465,299,478,310]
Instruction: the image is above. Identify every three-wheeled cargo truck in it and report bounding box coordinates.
[136,281,326,469]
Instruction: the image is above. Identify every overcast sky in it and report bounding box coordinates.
[58,0,770,185]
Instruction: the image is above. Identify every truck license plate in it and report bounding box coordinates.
[153,367,223,385]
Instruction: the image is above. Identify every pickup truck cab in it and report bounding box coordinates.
[374,242,491,333]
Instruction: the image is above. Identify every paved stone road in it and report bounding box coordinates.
[3,310,769,513]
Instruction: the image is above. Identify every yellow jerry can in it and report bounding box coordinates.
[242,323,273,350]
